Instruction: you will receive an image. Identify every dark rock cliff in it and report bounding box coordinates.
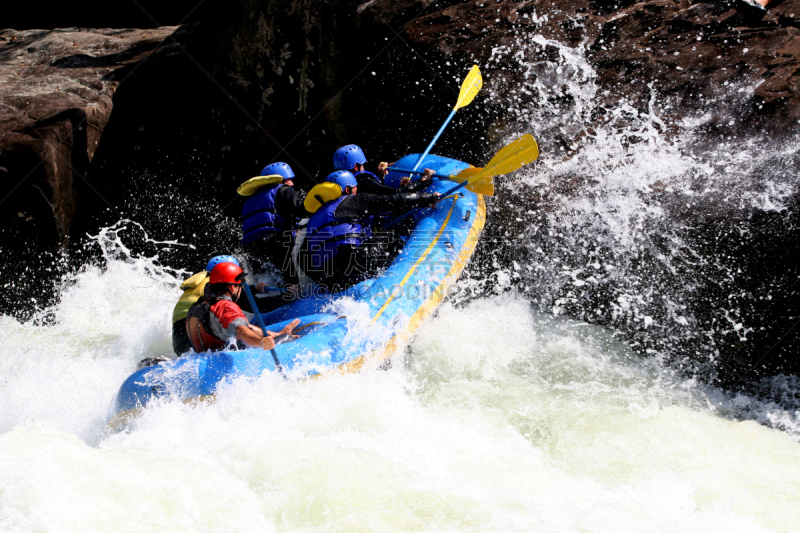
[0,27,176,315]
[5,0,797,253]
[0,27,176,248]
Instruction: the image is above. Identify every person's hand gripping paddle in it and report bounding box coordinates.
[385,134,540,227]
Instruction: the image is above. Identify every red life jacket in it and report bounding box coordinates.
[185,296,227,352]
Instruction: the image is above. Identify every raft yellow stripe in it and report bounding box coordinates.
[322,194,486,377]
[370,197,459,323]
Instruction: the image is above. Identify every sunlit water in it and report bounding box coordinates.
[3,34,800,532]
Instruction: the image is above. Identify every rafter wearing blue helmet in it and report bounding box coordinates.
[326,170,358,193]
[206,254,240,273]
[332,144,390,191]
[260,162,295,180]
[332,144,437,196]
[241,161,308,282]
[300,170,442,291]
[333,145,367,170]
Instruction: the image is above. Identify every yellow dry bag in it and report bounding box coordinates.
[304,182,343,213]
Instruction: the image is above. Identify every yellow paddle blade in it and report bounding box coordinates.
[450,167,492,184]
[445,168,494,195]
[468,180,494,196]
[475,134,539,179]
[454,65,483,110]
[449,166,482,180]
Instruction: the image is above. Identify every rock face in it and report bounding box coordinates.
[0,27,176,249]
[363,0,800,136]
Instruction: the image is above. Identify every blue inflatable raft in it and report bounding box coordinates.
[107,154,486,425]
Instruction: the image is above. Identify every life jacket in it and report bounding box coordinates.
[241,184,291,246]
[171,271,209,324]
[304,196,372,271]
[185,296,227,352]
[353,170,381,182]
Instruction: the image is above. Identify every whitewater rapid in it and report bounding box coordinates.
[1,251,799,532]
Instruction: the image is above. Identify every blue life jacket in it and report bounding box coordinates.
[353,170,381,182]
[241,184,291,245]
[304,197,372,270]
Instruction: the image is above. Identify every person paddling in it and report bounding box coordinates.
[171,255,240,355]
[241,162,307,279]
[333,144,435,195]
[299,170,440,290]
[185,262,300,353]
[171,255,280,356]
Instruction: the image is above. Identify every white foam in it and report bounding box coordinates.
[4,287,800,530]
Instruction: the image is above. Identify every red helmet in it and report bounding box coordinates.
[209,262,245,284]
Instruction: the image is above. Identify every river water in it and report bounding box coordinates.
[2,35,800,533]
[1,249,799,531]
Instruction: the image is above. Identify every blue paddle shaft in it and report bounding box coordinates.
[413,108,457,171]
[241,283,284,372]
[241,283,268,334]
[387,167,451,180]
[440,180,470,197]
[263,286,290,293]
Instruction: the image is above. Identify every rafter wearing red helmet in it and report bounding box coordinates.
[186,262,299,353]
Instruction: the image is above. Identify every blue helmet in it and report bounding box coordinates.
[206,255,240,273]
[333,145,367,170]
[326,170,358,193]
[260,162,295,180]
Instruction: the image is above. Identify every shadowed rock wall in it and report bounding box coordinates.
[0,27,176,248]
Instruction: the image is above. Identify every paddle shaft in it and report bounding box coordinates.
[387,167,453,180]
[412,108,457,171]
[263,286,291,293]
[440,179,472,198]
[241,283,284,374]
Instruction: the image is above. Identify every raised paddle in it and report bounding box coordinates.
[446,133,539,190]
[387,167,495,196]
[389,133,539,198]
[241,282,285,375]
[412,65,483,171]
[384,134,539,228]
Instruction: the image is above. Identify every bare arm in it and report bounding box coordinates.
[236,325,276,350]
[235,318,301,350]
